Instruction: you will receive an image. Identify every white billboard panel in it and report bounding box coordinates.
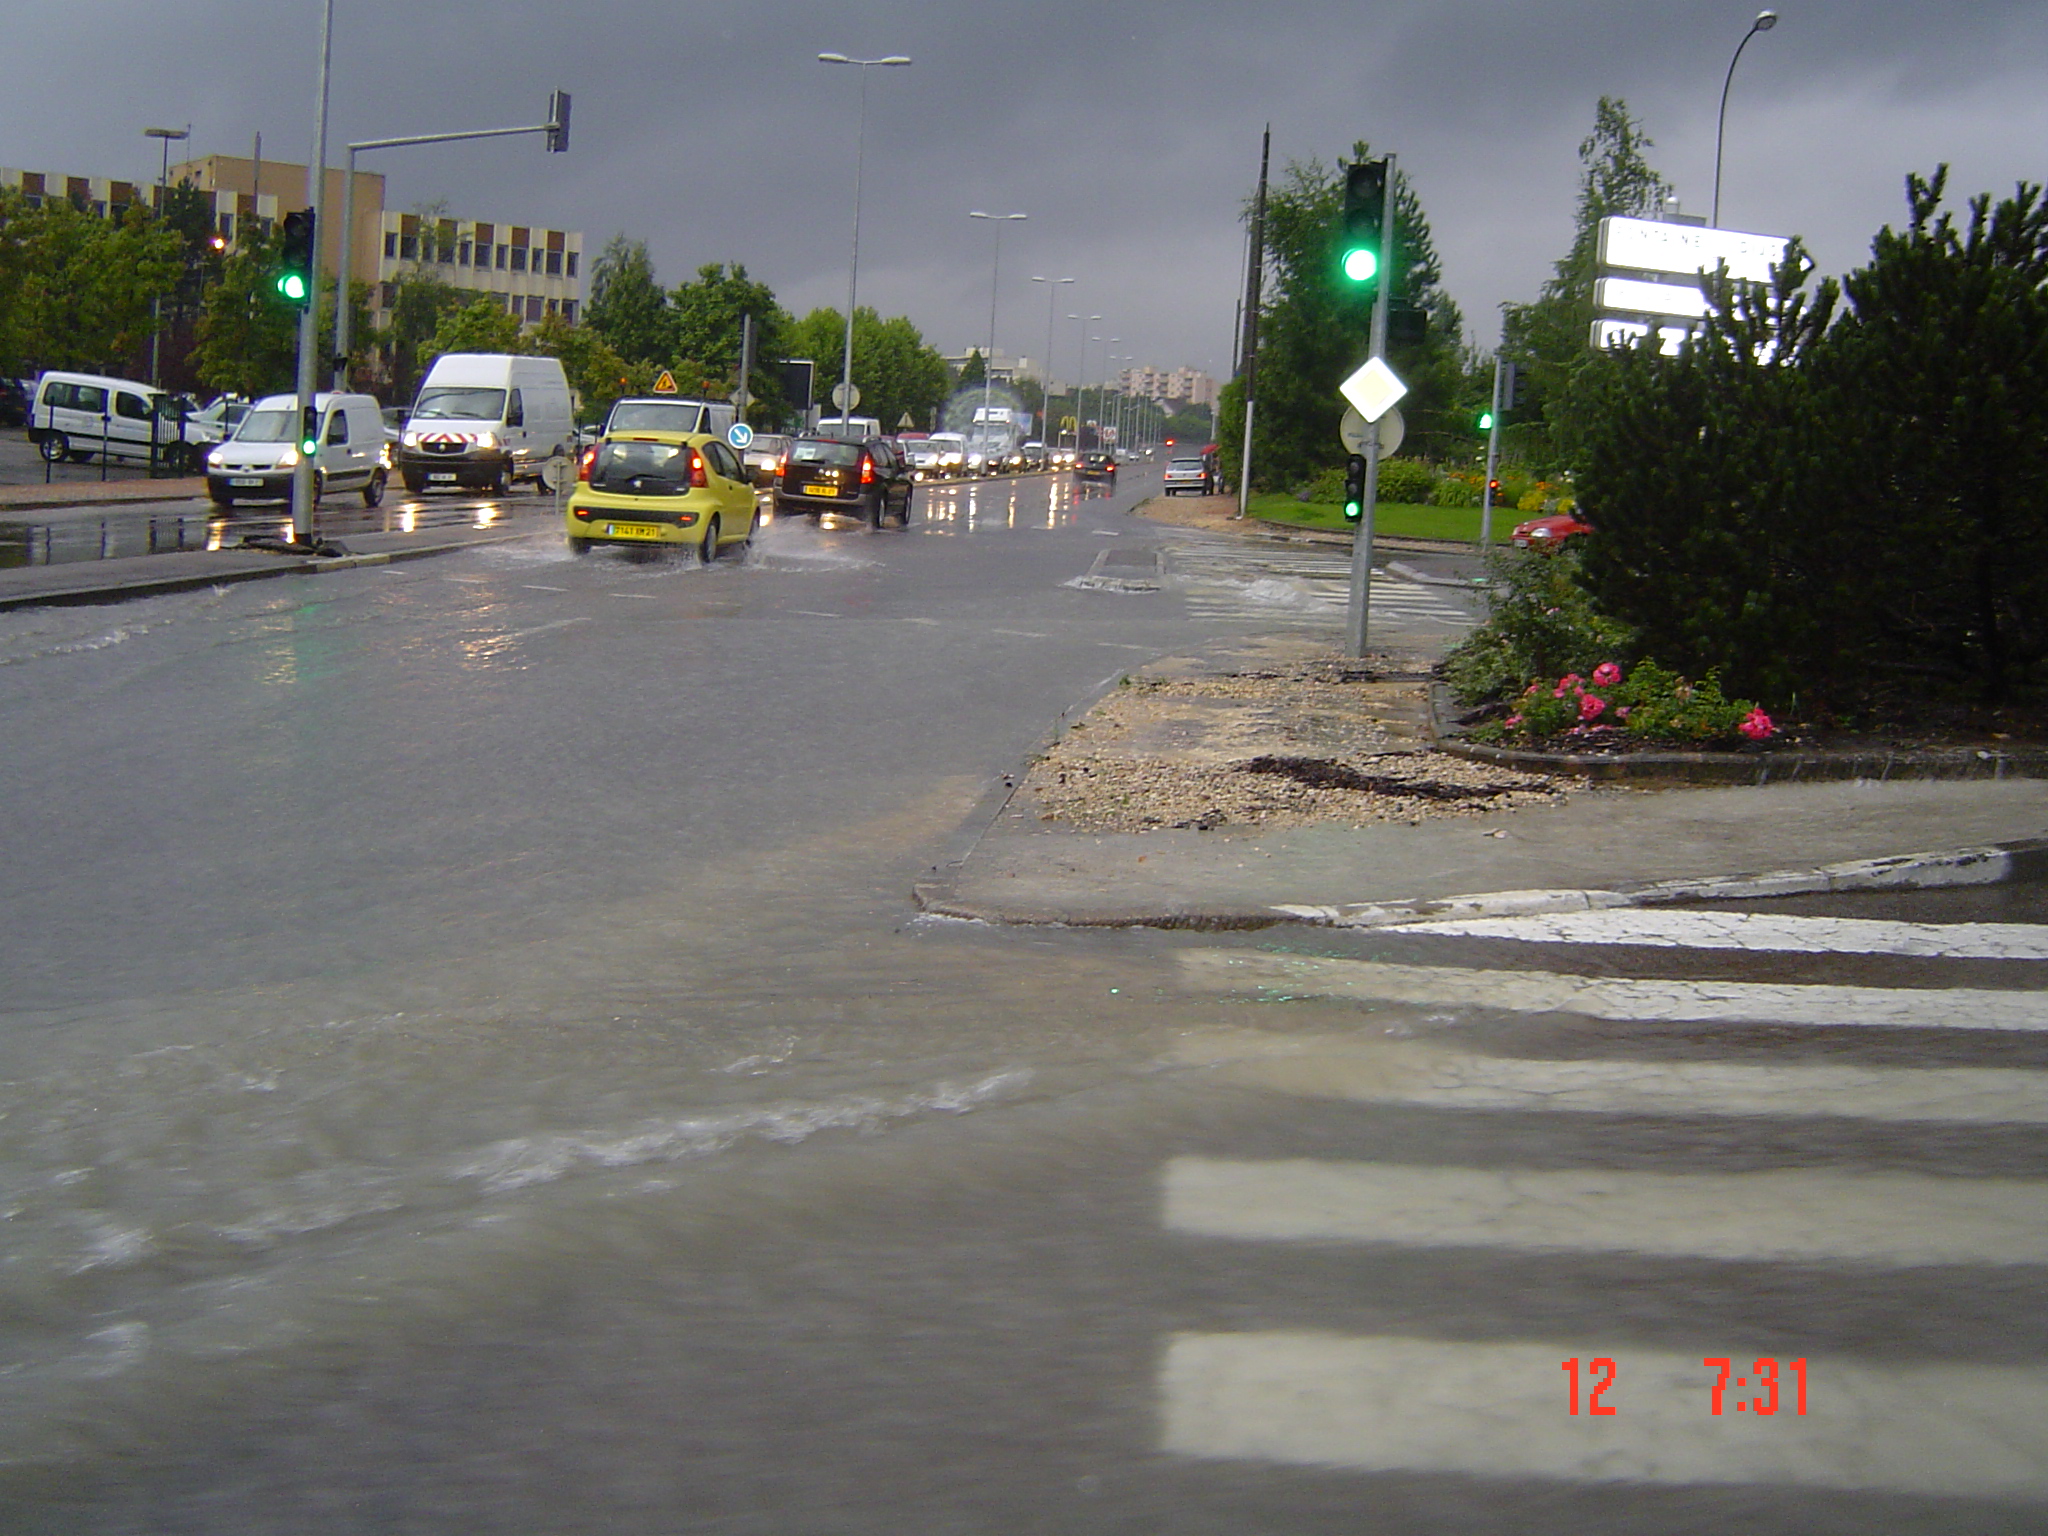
[1591,319,1692,356]
[1598,216,1788,285]
[1594,277,1712,321]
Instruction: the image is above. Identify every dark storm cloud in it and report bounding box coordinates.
[8,1,2045,379]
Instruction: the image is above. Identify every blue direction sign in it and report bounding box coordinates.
[727,422,755,450]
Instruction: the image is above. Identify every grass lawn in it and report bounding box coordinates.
[1245,493,1518,544]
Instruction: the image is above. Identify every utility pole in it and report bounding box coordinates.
[1479,354,1506,552]
[289,0,336,546]
[1234,125,1269,519]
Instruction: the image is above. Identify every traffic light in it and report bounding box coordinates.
[1502,361,1523,408]
[1476,407,1496,432]
[277,209,316,307]
[1342,453,1368,523]
[1340,159,1388,286]
[299,405,320,457]
[546,90,572,153]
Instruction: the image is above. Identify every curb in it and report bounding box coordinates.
[0,527,541,612]
[914,837,2048,932]
[1427,682,2048,785]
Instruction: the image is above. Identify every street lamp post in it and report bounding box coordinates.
[1712,10,1778,228]
[1095,337,1120,450]
[968,211,1026,442]
[1067,314,1100,449]
[144,125,190,389]
[818,53,912,429]
[1030,275,1073,446]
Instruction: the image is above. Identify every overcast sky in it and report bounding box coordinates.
[11,1,2047,386]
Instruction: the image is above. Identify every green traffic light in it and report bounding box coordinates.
[1341,246,1379,284]
[1477,409,1496,431]
[1343,499,1363,523]
[277,271,309,302]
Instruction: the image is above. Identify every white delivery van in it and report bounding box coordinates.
[205,392,390,507]
[599,396,737,440]
[27,370,211,472]
[397,353,573,494]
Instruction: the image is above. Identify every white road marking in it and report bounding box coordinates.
[520,583,569,592]
[1162,1158,2048,1266]
[1178,950,2048,1032]
[1400,909,2048,960]
[443,574,489,583]
[788,610,840,618]
[1170,1030,2048,1125]
[608,593,660,601]
[988,629,1052,639]
[1097,642,1156,651]
[899,616,942,626]
[1161,1332,2048,1499]
[504,616,593,642]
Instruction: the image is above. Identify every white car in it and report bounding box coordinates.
[1161,456,1215,495]
[207,392,390,508]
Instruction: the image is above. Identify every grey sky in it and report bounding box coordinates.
[10,1,2046,386]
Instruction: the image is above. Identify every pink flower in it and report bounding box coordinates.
[1739,708,1776,741]
[1504,715,1523,729]
[1617,706,1632,720]
[1552,673,1583,698]
[1579,693,1607,721]
[1591,662,1623,688]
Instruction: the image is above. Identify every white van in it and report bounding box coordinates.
[27,370,211,472]
[397,353,573,494]
[600,396,737,440]
[205,393,390,507]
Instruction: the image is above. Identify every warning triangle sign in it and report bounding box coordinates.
[653,370,678,394]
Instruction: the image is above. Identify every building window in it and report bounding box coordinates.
[380,282,397,307]
[562,299,578,323]
[510,247,528,272]
[384,231,398,259]
[526,296,543,322]
[566,251,578,278]
[545,250,562,277]
[459,239,471,266]
[400,234,418,260]
[495,244,508,270]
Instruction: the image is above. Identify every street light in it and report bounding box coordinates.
[1067,314,1100,450]
[818,52,912,429]
[1030,275,1075,444]
[144,125,190,388]
[1094,337,1120,450]
[968,211,1026,444]
[1712,10,1778,228]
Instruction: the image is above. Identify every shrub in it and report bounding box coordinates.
[1296,465,1347,504]
[1476,660,1778,748]
[1375,457,1437,505]
[1441,545,1636,705]
[1433,470,1483,508]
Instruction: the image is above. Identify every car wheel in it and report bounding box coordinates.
[698,515,721,565]
[865,493,883,530]
[311,470,326,505]
[739,510,761,553]
[488,465,509,497]
[402,473,424,494]
[38,432,68,463]
[210,493,236,509]
[362,468,387,508]
[895,490,914,526]
[568,538,592,556]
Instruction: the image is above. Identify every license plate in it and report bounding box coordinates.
[801,484,837,497]
[428,472,459,483]
[229,477,263,487]
[603,523,663,540]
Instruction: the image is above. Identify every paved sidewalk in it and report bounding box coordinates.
[0,476,207,512]
[0,505,555,611]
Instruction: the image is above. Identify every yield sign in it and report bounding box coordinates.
[1339,355,1407,423]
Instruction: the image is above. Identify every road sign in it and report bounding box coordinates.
[727,422,755,450]
[653,370,678,394]
[1340,405,1404,457]
[1339,355,1407,423]
[1598,216,1788,286]
[729,388,753,409]
[831,381,861,411]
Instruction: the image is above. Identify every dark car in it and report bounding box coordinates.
[773,434,914,527]
[1075,450,1117,483]
[0,377,33,429]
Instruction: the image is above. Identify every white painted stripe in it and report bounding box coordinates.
[1179,950,2048,1032]
[608,593,660,601]
[1162,1158,2048,1266]
[788,610,840,618]
[1171,1031,2048,1125]
[988,628,1051,639]
[899,616,942,626]
[519,583,568,591]
[504,616,593,642]
[1161,1332,2048,1499]
[1400,909,2048,960]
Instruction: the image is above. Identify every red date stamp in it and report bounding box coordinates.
[1561,1356,1808,1415]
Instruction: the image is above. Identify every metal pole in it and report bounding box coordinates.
[332,145,357,389]
[1479,351,1504,551]
[1235,125,1270,518]
[291,0,336,545]
[1344,153,1396,659]
[839,67,867,427]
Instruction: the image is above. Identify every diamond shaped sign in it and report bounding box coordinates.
[1339,355,1408,423]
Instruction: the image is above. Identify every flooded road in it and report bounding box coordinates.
[2,480,2042,1531]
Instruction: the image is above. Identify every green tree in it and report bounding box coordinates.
[377,272,466,404]
[423,297,528,370]
[670,261,791,423]
[1504,97,1673,469]
[3,193,180,376]
[787,306,950,432]
[190,221,300,397]
[1223,142,1466,493]
[531,310,636,424]
[585,235,672,367]
[958,348,987,389]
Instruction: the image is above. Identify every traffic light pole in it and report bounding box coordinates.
[1344,153,1395,660]
[1479,352,1504,551]
[290,0,337,545]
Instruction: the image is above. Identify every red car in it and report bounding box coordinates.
[1511,510,1591,550]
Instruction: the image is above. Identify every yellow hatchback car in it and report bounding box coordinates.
[565,431,760,560]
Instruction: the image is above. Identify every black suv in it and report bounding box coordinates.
[1075,450,1117,483]
[773,434,915,527]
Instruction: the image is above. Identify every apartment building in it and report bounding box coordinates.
[1117,364,1217,409]
[376,213,583,326]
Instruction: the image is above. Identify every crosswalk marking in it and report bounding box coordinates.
[1170,1030,2048,1124]
[1161,1332,2048,1498]
[1179,949,2048,1031]
[1161,536,1475,629]
[1163,1158,2048,1266]
[1400,908,2048,959]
